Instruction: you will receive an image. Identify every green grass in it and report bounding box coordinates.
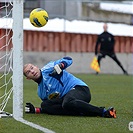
[0,74,132,133]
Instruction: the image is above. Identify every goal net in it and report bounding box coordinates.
[0,0,23,119]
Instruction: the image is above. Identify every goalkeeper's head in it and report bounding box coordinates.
[23,63,42,82]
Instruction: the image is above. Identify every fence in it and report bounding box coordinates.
[0,29,133,53]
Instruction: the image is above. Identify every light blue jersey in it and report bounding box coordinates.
[38,57,88,101]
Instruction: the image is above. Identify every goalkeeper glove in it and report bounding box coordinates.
[54,63,64,74]
[50,63,65,76]
[25,103,41,114]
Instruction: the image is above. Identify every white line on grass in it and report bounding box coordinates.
[15,118,56,133]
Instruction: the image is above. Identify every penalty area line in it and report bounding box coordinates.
[15,118,55,133]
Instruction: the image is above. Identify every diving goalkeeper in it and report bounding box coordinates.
[23,56,116,118]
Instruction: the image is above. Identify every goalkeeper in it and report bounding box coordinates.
[23,56,116,118]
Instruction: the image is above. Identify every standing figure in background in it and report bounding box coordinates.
[95,23,128,75]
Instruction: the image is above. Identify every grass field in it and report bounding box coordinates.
[0,74,132,133]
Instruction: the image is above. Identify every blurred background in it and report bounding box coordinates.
[0,0,132,74]
[24,0,133,25]
[0,0,132,24]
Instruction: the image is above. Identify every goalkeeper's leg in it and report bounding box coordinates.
[41,98,80,115]
[62,85,104,117]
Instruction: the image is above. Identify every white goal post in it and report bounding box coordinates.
[0,0,23,119]
[12,0,23,119]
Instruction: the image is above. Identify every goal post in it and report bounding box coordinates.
[0,0,24,119]
[12,0,23,119]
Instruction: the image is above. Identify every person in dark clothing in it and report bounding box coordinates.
[24,56,116,118]
[95,23,128,75]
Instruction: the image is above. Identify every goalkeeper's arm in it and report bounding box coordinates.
[49,56,72,76]
[49,62,65,76]
[25,103,42,114]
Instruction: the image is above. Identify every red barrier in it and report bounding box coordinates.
[0,29,132,53]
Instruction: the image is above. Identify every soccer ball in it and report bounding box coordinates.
[29,8,49,28]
